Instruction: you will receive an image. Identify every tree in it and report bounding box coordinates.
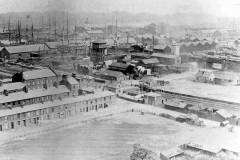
[130,144,158,160]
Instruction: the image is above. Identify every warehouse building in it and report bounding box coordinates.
[0,44,49,60]
[12,68,58,90]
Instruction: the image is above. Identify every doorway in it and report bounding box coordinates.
[23,120,26,126]
[11,122,14,129]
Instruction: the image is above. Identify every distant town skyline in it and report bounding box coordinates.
[0,0,240,18]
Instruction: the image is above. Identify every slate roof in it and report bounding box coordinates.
[92,39,106,44]
[0,85,70,104]
[118,37,136,44]
[153,44,169,50]
[186,142,220,154]
[165,99,187,109]
[144,92,161,97]
[23,69,56,80]
[213,71,239,80]
[216,109,233,119]
[141,58,159,64]
[109,62,130,70]
[151,53,177,59]
[161,147,184,159]
[0,91,115,117]
[4,44,48,54]
[45,41,67,49]
[96,70,125,78]
[0,82,25,92]
[87,30,104,34]
[180,40,216,47]
[67,77,79,85]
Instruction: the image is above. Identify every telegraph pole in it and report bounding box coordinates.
[152,33,155,51]
[54,16,57,41]
[8,17,11,44]
[31,22,34,43]
[67,11,69,45]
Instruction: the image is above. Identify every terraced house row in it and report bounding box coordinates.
[0,91,115,131]
[0,68,116,131]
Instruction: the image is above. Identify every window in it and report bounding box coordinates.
[32,111,36,116]
[7,116,11,121]
[17,113,20,119]
[18,121,20,125]
[36,110,40,116]
[52,107,54,113]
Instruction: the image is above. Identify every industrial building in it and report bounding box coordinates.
[0,44,49,59]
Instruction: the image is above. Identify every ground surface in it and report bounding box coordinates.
[0,98,239,160]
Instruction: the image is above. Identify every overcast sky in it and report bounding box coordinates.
[0,0,240,17]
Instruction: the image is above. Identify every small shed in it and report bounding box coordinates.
[144,92,163,106]
[183,142,220,156]
[215,109,234,122]
[153,44,172,54]
[160,147,184,160]
[195,69,214,83]
[138,58,159,69]
[108,62,135,75]
[213,71,239,86]
[164,99,188,113]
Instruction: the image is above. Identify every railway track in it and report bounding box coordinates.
[153,89,240,114]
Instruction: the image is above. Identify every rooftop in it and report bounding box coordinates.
[213,71,239,80]
[161,147,184,159]
[45,41,68,49]
[0,91,115,117]
[180,40,216,47]
[153,44,170,50]
[87,30,104,34]
[0,85,69,104]
[165,99,187,109]
[131,53,152,58]
[151,53,177,59]
[144,92,161,97]
[67,77,79,85]
[186,142,221,154]
[141,58,159,64]
[216,109,233,118]
[23,69,56,80]
[3,44,48,54]
[109,62,130,70]
[0,82,25,92]
[95,70,125,78]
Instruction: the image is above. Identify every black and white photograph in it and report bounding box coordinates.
[0,0,239,159]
